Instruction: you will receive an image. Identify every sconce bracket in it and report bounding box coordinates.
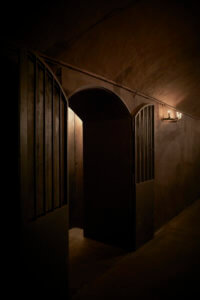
[162,117,179,122]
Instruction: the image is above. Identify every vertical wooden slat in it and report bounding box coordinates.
[59,91,61,207]
[148,106,151,179]
[145,107,148,181]
[135,118,137,183]
[45,74,53,212]
[146,107,149,180]
[144,108,148,181]
[19,50,28,223]
[152,107,155,179]
[43,67,46,213]
[52,78,54,210]
[64,101,68,205]
[151,106,154,179]
[60,98,66,206]
[143,108,145,181]
[53,83,60,209]
[150,106,154,180]
[141,110,144,182]
[36,64,44,216]
[26,56,35,220]
[149,106,152,179]
[136,116,140,183]
[148,106,152,180]
[34,58,37,218]
[142,109,145,181]
[139,112,142,182]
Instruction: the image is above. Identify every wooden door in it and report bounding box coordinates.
[19,50,68,297]
[83,117,134,249]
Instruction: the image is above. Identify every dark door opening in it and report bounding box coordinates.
[68,87,134,249]
[68,88,133,297]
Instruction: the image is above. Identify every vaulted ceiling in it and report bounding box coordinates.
[4,0,200,118]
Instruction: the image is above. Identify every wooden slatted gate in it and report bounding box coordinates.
[19,50,68,297]
[133,104,155,248]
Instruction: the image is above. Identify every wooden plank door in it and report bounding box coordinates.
[83,117,134,249]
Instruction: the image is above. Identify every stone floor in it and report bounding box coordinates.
[69,199,200,300]
[69,228,127,298]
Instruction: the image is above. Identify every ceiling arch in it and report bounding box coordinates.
[4,0,200,118]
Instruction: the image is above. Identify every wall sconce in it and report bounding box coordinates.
[162,110,182,122]
[176,112,182,120]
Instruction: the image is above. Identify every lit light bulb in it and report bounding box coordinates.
[176,112,182,120]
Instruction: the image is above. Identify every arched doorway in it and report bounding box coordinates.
[14,48,155,298]
[68,87,134,250]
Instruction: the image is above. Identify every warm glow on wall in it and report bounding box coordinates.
[163,109,182,122]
